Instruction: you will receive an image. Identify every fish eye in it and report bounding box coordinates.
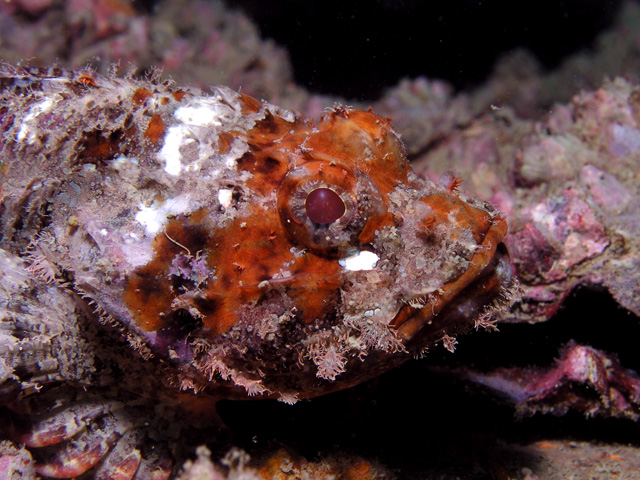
[277,161,385,255]
[305,187,346,224]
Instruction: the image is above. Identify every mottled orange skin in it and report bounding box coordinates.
[123,104,408,339]
[112,92,513,407]
[124,99,507,348]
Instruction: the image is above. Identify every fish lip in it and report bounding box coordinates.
[390,241,515,346]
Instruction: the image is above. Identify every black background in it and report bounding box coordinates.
[232,0,622,99]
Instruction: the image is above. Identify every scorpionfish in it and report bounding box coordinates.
[0,65,514,478]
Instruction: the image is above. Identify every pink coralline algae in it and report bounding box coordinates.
[411,77,640,419]
[412,77,640,319]
[465,341,640,418]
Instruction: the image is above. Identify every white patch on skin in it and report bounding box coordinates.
[225,156,238,169]
[279,109,295,123]
[159,125,192,176]
[217,189,233,209]
[175,102,229,126]
[17,98,55,143]
[339,250,379,271]
[160,97,237,175]
[134,196,191,235]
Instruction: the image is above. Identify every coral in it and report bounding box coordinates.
[463,342,640,419]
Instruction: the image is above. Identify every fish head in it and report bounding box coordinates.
[121,102,514,400]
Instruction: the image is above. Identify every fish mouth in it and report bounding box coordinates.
[390,241,516,347]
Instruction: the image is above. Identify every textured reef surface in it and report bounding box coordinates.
[1,1,640,479]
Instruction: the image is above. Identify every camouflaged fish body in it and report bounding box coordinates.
[0,65,514,478]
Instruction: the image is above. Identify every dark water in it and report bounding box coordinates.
[233,0,622,99]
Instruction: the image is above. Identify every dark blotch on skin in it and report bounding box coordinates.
[156,309,203,361]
